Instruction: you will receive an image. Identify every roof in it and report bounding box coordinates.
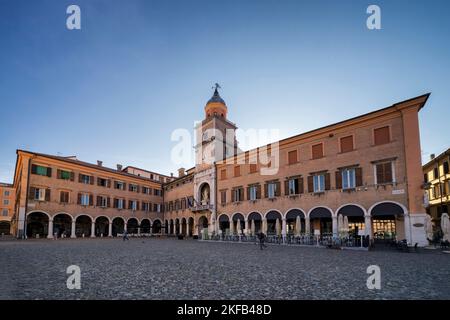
[0,182,13,188]
[207,88,226,105]
[16,150,165,184]
[122,166,171,178]
[423,147,450,168]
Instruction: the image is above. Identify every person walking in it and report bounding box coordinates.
[123,229,129,241]
[257,231,267,250]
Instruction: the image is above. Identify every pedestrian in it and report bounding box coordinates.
[123,229,129,241]
[257,231,267,250]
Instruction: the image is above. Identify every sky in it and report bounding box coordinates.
[0,0,449,183]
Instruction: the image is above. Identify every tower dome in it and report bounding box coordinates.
[205,85,227,119]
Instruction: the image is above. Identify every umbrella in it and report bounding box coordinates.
[295,216,301,236]
[338,214,344,235]
[236,218,241,235]
[441,213,450,241]
[251,219,255,236]
[343,216,349,236]
[229,219,234,235]
[424,214,433,240]
[276,218,281,236]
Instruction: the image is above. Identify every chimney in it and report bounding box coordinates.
[117,164,123,171]
[97,160,103,167]
[430,154,435,160]
[170,172,174,178]
[178,167,185,177]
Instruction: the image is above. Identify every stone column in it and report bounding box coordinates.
[364,215,372,238]
[305,216,310,235]
[108,222,112,237]
[91,221,95,238]
[404,214,411,245]
[282,218,287,243]
[47,220,54,239]
[186,220,190,237]
[71,220,76,238]
[245,219,249,236]
[137,227,141,236]
[124,223,127,232]
[262,218,267,234]
[332,216,338,238]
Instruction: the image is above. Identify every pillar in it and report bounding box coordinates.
[71,220,76,238]
[91,221,95,238]
[262,218,267,234]
[108,222,112,237]
[137,227,141,236]
[404,214,411,245]
[332,216,338,238]
[364,215,372,237]
[186,220,190,237]
[245,219,249,236]
[47,220,53,239]
[305,216,310,235]
[282,218,287,243]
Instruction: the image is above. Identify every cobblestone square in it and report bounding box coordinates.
[1,238,449,300]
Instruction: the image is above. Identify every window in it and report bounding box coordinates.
[57,169,72,180]
[376,162,393,184]
[312,143,323,159]
[31,164,52,177]
[374,126,390,145]
[288,178,298,195]
[340,135,354,153]
[342,168,356,189]
[80,194,90,206]
[114,198,124,209]
[129,184,138,192]
[98,178,108,187]
[232,188,244,202]
[288,150,298,165]
[154,189,162,196]
[79,174,92,184]
[4,190,10,196]
[31,188,48,201]
[249,185,257,200]
[114,181,125,190]
[313,174,325,193]
[181,198,186,209]
[444,161,450,174]
[142,186,151,194]
[234,166,241,177]
[3,199,9,205]
[2,209,7,216]
[433,184,441,199]
[434,168,439,180]
[220,169,227,180]
[97,196,108,208]
[130,200,138,211]
[155,204,161,212]
[249,164,257,174]
[267,182,276,198]
[60,191,69,204]
[220,191,227,204]
[424,173,428,183]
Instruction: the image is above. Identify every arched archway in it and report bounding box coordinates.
[94,216,109,237]
[188,217,194,236]
[309,207,332,235]
[169,219,174,235]
[152,220,162,234]
[141,219,151,233]
[337,205,365,237]
[181,218,187,235]
[75,215,92,237]
[198,216,208,236]
[265,210,282,235]
[218,214,230,234]
[164,220,169,234]
[232,213,245,235]
[370,202,405,242]
[199,183,211,205]
[53,213,73,238]
[112,217,125,236]
[285,209,305,235]
[0,221,11,235]
[26,212,50,238]
[175,218,180,235]
[127,218,139,234]
[248,212,262,235]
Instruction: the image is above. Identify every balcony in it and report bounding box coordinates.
[190,203,213,212]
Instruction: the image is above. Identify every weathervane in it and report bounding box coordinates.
[212,83,221,91]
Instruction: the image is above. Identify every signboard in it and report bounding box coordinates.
[413,223,424,228]
[392,189,405,195]
[314,229,320,236]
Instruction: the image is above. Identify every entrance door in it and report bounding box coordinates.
[372,217,396,243]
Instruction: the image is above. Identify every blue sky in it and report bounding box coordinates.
[0,0,449,183]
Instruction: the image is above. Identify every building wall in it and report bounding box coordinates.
[0,184,15,235]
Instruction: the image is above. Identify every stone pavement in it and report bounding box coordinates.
[0,238,449,300]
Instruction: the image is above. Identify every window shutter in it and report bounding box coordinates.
[256,184,261,199]
[90,176,94,185]
[113,198,117,208]
[47,167,52,177]
[335,171,342,189]
[231,189,235,202]
[129,200,132,209]
[246,187,250,200]
[89,194,93,206]
[284,180,289,195]
[29,187,36,200]
[31,164,37,174]
[60,192,64,203]
[239,188,244,201]
[137,186,140,193]
[312,144,323,159]
[264,184,268,198]
[307,176,314,193]
[355,167,363,186]
[374,126,390,145]
[70,172,75,181]
[107,197,111,208]
[57,169,61,179]
[77,193,82,204]
[325,173,331,190]
[275,181,281,196]
[45,189,50,202]
[288,150,297,165]
[106,179,111,188]
[299,177,304,194]
[340,136,354,153]
[78,174,82,183]
[97,196,101,206]
[123,183,127,190]
[385,163,393,183]
[136,201,140,211]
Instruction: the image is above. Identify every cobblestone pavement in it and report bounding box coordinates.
[1,238,449,300]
